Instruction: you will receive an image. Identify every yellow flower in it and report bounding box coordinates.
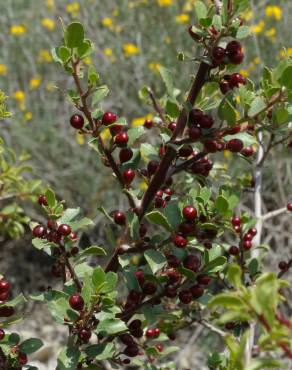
[175,14,190,24]
[83,57,92,65]
[101,17,113,27]
[265,27,276,39]
[235,95,241,104]
[242,10,253,21]
[132,114,153,127]
[104,48,113,57]
[76,132,85,145]
[24,111,32,121]
[157,0,173,6]
[29,76,42,90]
[148,62,161,73]
[13,90,26,110]
[239,69,249,78]
[100,128,111,141]
[183,0,197,12]
[45,0,55,9]
[139,181,148,190]
[38,49,53,63]
[265,6,282,21]
[123,43,140,57]
[279,48,292,58]
[13,90,25,102]
[10,25,26,35]
[250,20,265,34]
[0,64,7,75]
[224,150,231,158]
[66,2,80,16]
[253,57,260,65]
[41,18,55,31]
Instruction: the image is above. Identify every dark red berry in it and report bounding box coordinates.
[241,146,254,157]
[234,225,242,233]
[189,109,204,124]
[113,211,126,226]
[220,80,231,94]
[226,139,244,152]
[70,114,84,129]
[243,233,253,242]
[115,132,129,147]
[32,225,46,238]
[124,345,139,357]
[166,254,181,268]
[166,270,181,284]
[178,290,192,304]
[0,291,9,302]
[119,148,133,163]
[0,306,14,317]
[248,227,257,237]
[188,26,201,41]
[18,352,28,366]
[212,46,226,64]
[225,322,236,330]
[120,334,135,346]
[134,270,145,285]
[123,169,135,184]
[243,240,252,250]
[197,274,211,286]
[278,261,288,271]
[146,329,155,338]
[226,41,242,55]
[143,282,157,295]
[231,216,241,226]
[0,279,11,293]
[69,232,78,241]
[190,284,204,298]
[188,126,201,140]
[0,329,5,340]
[38,194,48,206]
[128,290,142,303]
[159,145,166,158]
[139,223,147,238]
[123,359,131,365]
[110,124,123,136]
[200,115,214,129]
[168,122,176,132]
[229,246,239,255]
[69,294,84,311]
[178,145,193,158]
[165,286,177,298]
[183,255,200,272]
[287,203,292,212]
[71,247,79,255]
[183,205,197,221]
[147,160,159,176]
[229,73,246,88]
[229,50,244,65]
[102,111,117,125]
[128,319,142,331]
[179,221,196,236]
[58,224,72,236]
[144,119,153,129]
[173,234,187,248]
[204,140,219,153]
[79,328,92,342]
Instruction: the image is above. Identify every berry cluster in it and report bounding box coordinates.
[0,278,14,318]
[220,73,246,94]
[212,40,244,67]
[68,294,93,343]
[228,216,257,256]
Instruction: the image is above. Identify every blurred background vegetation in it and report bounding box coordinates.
[1,0,291,215]
[0,1,291,368]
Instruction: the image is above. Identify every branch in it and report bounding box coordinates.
[148,88,166,123]
[213,0,223,14]
[197,319,226,337]
[65,258,83,291]
[261,207,288,221]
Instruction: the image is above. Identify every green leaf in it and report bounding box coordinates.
[279,65,292,89]
[128,212,139,240]
[65,22,84,48]
[19,338,43,355]
[159,66,174,96]
[96,318,127,335]
[92,267,106,291]
[146,211,172,231]
[215,196,229,215]
[274,107,289,124]
[57,346,81,370]
[127,126,145,146]
[209,294,245,309]
[165,98,180,118]
[245,358,282,370]
[195,1,207,20]
[203,256,227,273]
[144,249,167,274]
[88,65,99,85]
[218,98,237,124]
[212,14,222,31]
[236,26,250,39]
[69,217,93,230]
[227,264,242,288]
[101,272,118,293]
[45,188,56,208]
[77,39,93,59]
[164,202,182,229]
[248,97,266,117]
[92,85,109,105]
[85,343,115,360]
[78,246,106,258]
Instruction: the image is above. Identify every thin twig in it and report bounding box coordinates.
[261,207,288,221]
[148,88,167,123]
